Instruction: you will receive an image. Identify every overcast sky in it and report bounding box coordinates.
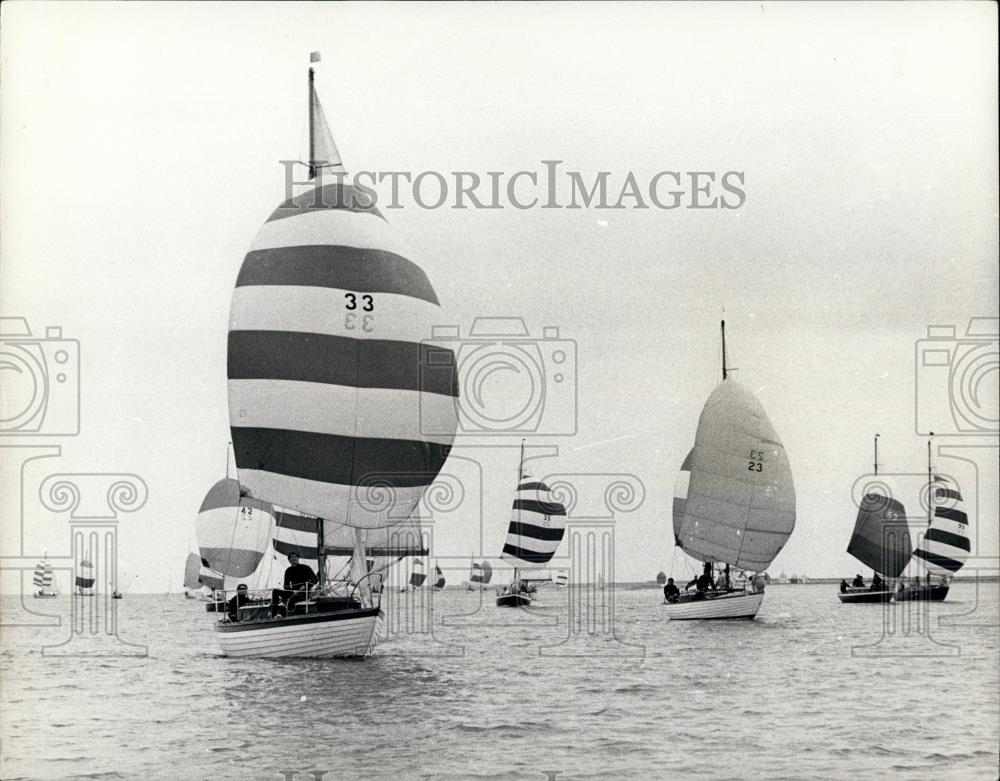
[1,2,997,591]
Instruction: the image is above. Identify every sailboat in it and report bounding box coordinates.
[214,52,457,657]
[32,555,58,598]
[433,564,446,591]
[401,559,427,592]
[895,435,970,602]
[552,570,569,588]
[838,435,911,603]
[496,442,568,608]
[75,558,96,597]
[463,560,493,591]
[183,552,203,599]
[664,321,796,620]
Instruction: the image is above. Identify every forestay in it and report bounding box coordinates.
[673,381,796,572]
[912,475,970,576]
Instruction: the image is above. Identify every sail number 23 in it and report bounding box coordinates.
[747,449,765,472]
[344,293,375,332]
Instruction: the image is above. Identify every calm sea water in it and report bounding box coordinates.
[2,582,997,780]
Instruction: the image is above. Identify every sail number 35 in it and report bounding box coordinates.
[345,293,375,332]
[747,449,765,472]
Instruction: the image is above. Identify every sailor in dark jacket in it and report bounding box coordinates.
[271,552,319,617]
[227,583,253,622]
[663,578,680,602]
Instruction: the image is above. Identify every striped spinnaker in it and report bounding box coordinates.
[198,561,225,592]
[408,559,427,589]
[34,560,53,590]
[273,510,320,562]
[469,560,492,584]
[673,381,796,572]
[501,478,567,567]
[434,565,445,589]
[75,559,95,590]
[912,475,971,576]
[196,478,274,578]
[228,179,458,535]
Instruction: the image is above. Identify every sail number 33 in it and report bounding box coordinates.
[747,449,766,472]
[345,293,375,332]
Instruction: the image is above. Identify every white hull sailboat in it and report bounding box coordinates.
[664,321,796,621]
[664,591,763,621]
[216,607,381,658]
[33,556,58,598]
[495,442,567,608]
[212,53,457,658]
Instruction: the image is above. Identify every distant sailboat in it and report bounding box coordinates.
[402,559,428,592]
[33,555,58,598]
[896,435,970,602]
[496,442,568,608]
[433,564,446,591]
[183,552,202,599]
[214,53,457,657]
[75,558,96,597]
[552,570,569,588]
[464,560,493,591]
[664,321,796,620]
[839,434,910,604]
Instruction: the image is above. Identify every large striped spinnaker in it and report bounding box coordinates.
[501,474,568,568]
[912,474,970,576]
[196,478,274,578]
[227,65,458,538]
[673,380,796,572]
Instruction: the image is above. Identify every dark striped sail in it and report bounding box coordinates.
[196,478,274,578]
[673,381,796,572]
[227,73,458,536]
[408,559,427,589]
[75,559,95,591]
[912,475,970,576]
[183,553,201,591]
[34,560,53,590]
[469,560,492,584]
[847,485,911,578]
[501,478,568,567]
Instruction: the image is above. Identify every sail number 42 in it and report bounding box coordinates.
[345,293,375,332]
[747,449,765,472]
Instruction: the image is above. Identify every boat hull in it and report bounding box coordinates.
[33,593,58,599]
[894,584,949,602]
[496,592,532,608]
[838,588,893,603]
[214,608,381,658]
[663,591,763,620]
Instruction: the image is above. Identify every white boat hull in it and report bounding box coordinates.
[663,592,763,620]
[215,609,381,658]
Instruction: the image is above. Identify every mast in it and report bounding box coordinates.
[317,511,325,592]
[721,320,728,381]
[308,62,316,180]
[926,432,933,585]
[874,433,879,476]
